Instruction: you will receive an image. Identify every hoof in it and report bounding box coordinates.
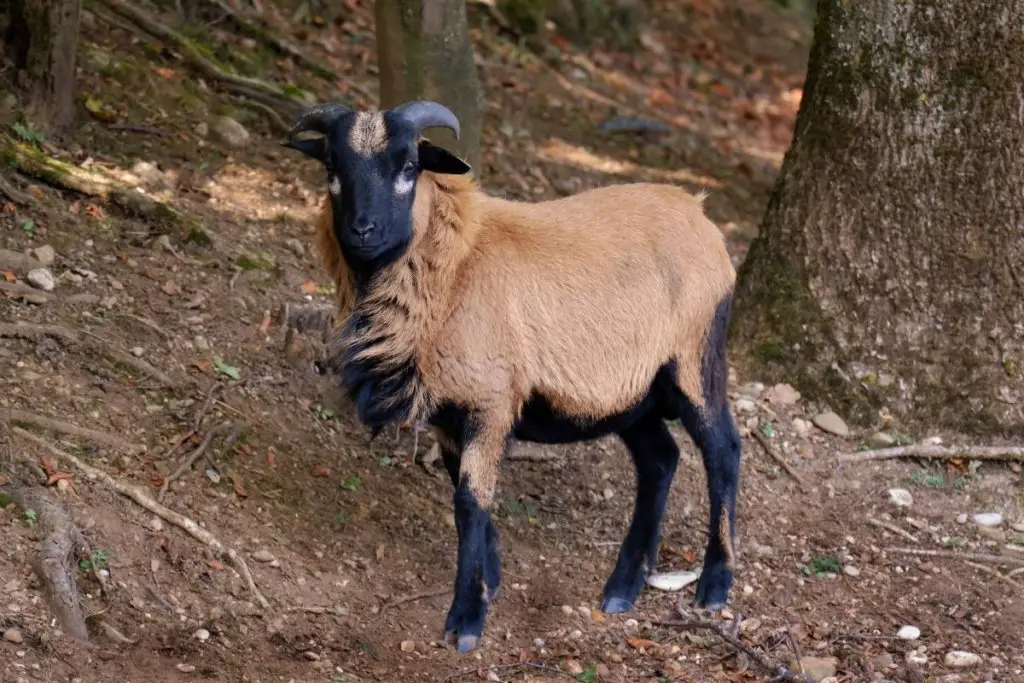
[600,596,634,614]
[457,634,480,653]
[693,564,732,610]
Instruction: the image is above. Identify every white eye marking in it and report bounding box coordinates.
[394,174,415,196]
[328,175,341,197]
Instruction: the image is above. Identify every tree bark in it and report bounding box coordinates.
[375,0,483,174]
[731,0,1024,435]
[3,0,82,135]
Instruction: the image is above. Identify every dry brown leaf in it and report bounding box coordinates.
[626,637,660,650]
[312,464,330,477]
[46,471,74,486]
[193,359,213,373]
[233,479,248,498]
[0,476,8,486]
[207,559,224,570]
[300,279,318,294]
[150,476,166,487]
[266,450,277,467]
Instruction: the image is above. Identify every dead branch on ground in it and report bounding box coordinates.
[95,0,304,119]
[0,321,179,388]
[964,561,1024,591]
[839,444,1024,463]
[12,427,271,609]
[0,280,57,303]
[158,422,237,501]
[380,587,450,611]
[884,546,1024,566]
[654,605,818,683]
[866,516,919,543]
[0,170,37,205]
[752,430,807,489]
[1,477,90,640]
[4,408,143,454]
[286,604,351,617]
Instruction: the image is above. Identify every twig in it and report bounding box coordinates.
[286,605,350,617]
[867,516,919,543]
[0,321,179,388]
[12,427,270,609]
[654,608,818,683]
[0,171,36,205]
[380,587,449,611]
[752,431,807,489]
[838,444,1024,463]
[235,98,291,135]
[884,546,1024,566]
[106,123,170,137]
[964,561,1024,591]
[116,313,172,340]
[0,280,57,302]
[506,451,563,463]
[157,422,233,502]
[4,408,143,454]
[96,0,303,115]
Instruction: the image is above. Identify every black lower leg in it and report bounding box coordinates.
[691,407,741,609]
[444,482,493,652]
[601,417,680,613]
[442,446,501,602]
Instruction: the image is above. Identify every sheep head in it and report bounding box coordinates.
[283,100,472,272]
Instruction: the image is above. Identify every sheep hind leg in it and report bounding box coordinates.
[600,415,680,614]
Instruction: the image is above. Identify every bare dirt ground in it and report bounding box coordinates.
[2,1,1023,682]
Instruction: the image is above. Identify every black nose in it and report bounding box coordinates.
[353,216,375,239]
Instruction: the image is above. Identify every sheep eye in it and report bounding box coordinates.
[402,160,416,174]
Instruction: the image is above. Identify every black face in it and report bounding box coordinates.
[285,110,472,272]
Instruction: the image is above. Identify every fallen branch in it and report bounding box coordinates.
[0,280,57,303]
[752,431,807,489]
[4,408,143,454]
[2,479,90,640]
[839,444,1024,463]
[867,516,919,544]
[0,321,179,388]
[380,587,450,611]
[0,170,36,205]
[12,427,271,609]
[655,607,817,683]
[884,546,1024,567]
[964,561,1024,591]
[286,604,350,617]
[157,422,236,501]
[96,0,303,116]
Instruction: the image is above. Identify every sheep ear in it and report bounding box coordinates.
[417,140,471,175]
[282,136,326,162]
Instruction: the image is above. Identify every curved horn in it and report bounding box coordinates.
[288,102,352,138]
[390,100,461,140]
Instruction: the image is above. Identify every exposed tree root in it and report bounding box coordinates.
[964,561,1024,591]
[12,427,271,610]
[157,422,237,502]
[839,444,1024,463]
[4,408,144,454]
[95,0,304,119]
[885,546,1024,566]
[1,478,90,641]
[752,430,807,489]
[0,170,37,205]
[380,587,450,611]
[866,516,919,544]
[0,280,57,303]
[654,605,818,683]
[0,321,179,388]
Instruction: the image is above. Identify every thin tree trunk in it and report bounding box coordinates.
[374,0,483,174]
[732,0,1024,435]
[4,0,82,135]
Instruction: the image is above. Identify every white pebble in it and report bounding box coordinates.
[905,651,928,665]
[602,487,615,500]
[131,346,145,357]
[973,512,1003,527]
[944,651,982,668]
[561,604,574,615]
[194,628,210,642]
[888,488,914,507]
[734,398,756,413]
[842,565,860,577]
[27,268,56,292]
[646,570,699,592]
[897,625,921,640]
[742,584,754,596]
[956,513,968,524]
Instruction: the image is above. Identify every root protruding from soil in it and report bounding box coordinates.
[839,444,1024,463]
[5,408,143,454]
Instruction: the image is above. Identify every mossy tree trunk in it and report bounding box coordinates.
[2,0,82,135]
[375,0,483,174]
[731,0,1024,435]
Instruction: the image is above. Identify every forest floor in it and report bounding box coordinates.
[1,1,1023,682]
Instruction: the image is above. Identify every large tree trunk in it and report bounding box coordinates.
[375,0,483,174]
[731,0,1024,435]
[3,0,82,135]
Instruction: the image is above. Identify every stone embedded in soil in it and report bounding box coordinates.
[792,418,811,436]
[897,625,921,640]
[32,245,56,266]
[646,570,699,591]
[400,640,415,652]
[842,565,860,577]
[1013,521,1024,532]
[888,488,914,507]
[956,513,969,524]
[27,268,56,292]
[211,116,251,148]
[561,604,574,615]
[812,411,849,437]
[194,628,210,642]
[734,397,756,413]
[867,431,896,448]
[764,382,801,405]
[794,656,836,681]
[869,652,895,670]
[285,238,305,257]
[905,651,928,665]
[944,651,982,668]
[176,663,196,673]
[973,512,1003,527]
[3,628,24,644]
[251,549,275,563]
[302,650,320,661]
[147,517,164,532]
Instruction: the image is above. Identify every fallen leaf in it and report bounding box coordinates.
[626,637,660,650]
[300,279,319,294]
[233,479,248,498]
[150,476,166,487]
[207,558,224,570]
[192,358,213,373]
[46,471,74,486]
[213,356,241,380]
[1,270,15,283]
[313,464,330,477]
[154,67,177,79]
[163,281,182,295]
[0,476,8,486]
[39,455,58,477]
[266,450,277,467]
[85,204,104,218]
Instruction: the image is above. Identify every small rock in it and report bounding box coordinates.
[251,549,275,563]
[195,122,209,138]
[956,513,969,524]
[3,628,24,644]
[897,625,920,640]
[32,245,56,266]
[0,248,41,273]
[211,116,251,148]
[944,651,982,668]
[561,604,574,615]
[888,488,914,507]
[646,570,699,591]
[154,234,174,252]
[602,487,615,500]
[905,651,928,666]
[130,346,145,357]
[937,675,962,683]
[400,640,415,652]
[1012,521,1024,532]
[812,411,849,437]
[742,583,754,595]
[792,418,811,436]
[623,618,639,633]
[566,660,584,676]
[867,432,896,448]
[842,565,860,577]
[596,664,611,678]
[302,650,320,661]
[27,268,56,292]
[147,517,164,532]
[869,652,895,671]
[533,637,545,647]
[794,656,836,681]
[734,398,756,413]
[765,383,801,405]
[194,336,211,352]
[973,512,1003,527]
[285,238,305,257]
[978,527,1006,543]
[60,270,84,286]
[736,382,764,398]
[194,628,210,642]
[176,663,196,673]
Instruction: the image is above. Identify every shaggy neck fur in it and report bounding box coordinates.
[324,172,481,429]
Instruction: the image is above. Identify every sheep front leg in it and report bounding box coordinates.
[443,418,509,653]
